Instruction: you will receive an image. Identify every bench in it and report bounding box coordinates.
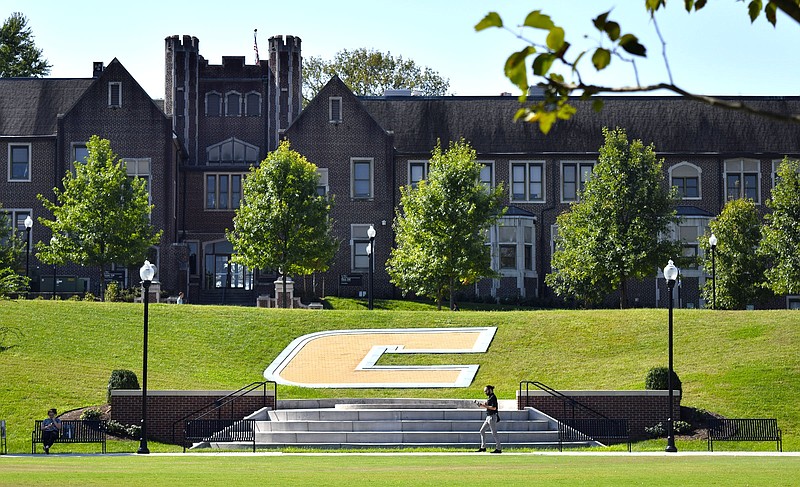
[708,418,782,452]
[32,420,108,453]
[558,418,631,452]
[1,420,6,455]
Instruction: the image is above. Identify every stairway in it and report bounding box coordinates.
[198,399,600,450]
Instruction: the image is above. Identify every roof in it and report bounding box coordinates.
[0,78,94,136]
[359,95,800,155]
[677,205,715,217]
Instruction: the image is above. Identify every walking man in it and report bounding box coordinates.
[476,385,501,453]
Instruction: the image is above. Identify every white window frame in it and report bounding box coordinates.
[671,217,711,278]
[560,160,595,203]
[408,160,428,188]
[669,161,702,200]
[509,160,545,202]
[316,168,329,196]
[329,97,342,123]
[724,158,761,204]
[206,137,259,165]
[1,208,33,241]
[350,224,372,272]
[351,157,374,199]
[8,143,31,182]
[205,173,246,211]
[479,161,495,189]
[245,91,261,117]
[205,91,222,117]
[225,91,242,117]
[108,82,122,108]
[124,158,152,205]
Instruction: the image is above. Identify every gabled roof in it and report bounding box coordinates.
[359,95,800,155]
[0,78,94,136]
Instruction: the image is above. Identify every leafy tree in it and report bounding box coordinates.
[227,141,337,306]
[0,205,21,270]
[476,2,800,133]
[36,136,161,299]
[386,139,505,310]
[759,157,800,296]
[699,198,769,309]
[546,127,679,308]
[302,48,450,105]
[1,12,51,77]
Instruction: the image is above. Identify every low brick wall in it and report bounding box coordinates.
[111,389,275,444]
[517,390,681,439]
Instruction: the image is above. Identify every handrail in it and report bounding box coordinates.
[519,380,608,419]
[171,380,277,444]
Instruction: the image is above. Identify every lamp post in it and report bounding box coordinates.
[138,260,155,454]
[50,236,57,300]
[708,233,717,310]
[24,216,33,286]
[663,259,679,453]
[367,225,376,310]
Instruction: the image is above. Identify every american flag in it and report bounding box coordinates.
[254,29,259,64]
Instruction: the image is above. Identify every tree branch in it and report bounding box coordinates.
[771,0,800,24]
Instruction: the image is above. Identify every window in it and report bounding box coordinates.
[351,158,373,199]
[206,173,245,210]
[670,162,701,199]
[187,241,199,275]
[772,159,800,188]
[351,224,372,271]
[479,162,494,189]
[203,240,253,289]
[724,158,760,202]
[408,160,428,188]
[8,144,30,181]
[176,87,185,116]
[125,158,151,203]
[71,144,89,171]
[1,209,32,241]
[206,92,221,117]
[225,91,241,116]
[316,168,329,196]
[498,225,517,269]
[561,161,594,202]
[108,82,122,107]
[245,92,261,117]
[329,97,342,123]
[496,218,536,272]
[206,138,259,165]
[679,224,699,269]
[510,161,545,202]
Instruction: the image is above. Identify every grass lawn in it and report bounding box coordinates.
[1,300,799,455]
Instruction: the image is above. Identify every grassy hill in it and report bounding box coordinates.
[1,300,798,452]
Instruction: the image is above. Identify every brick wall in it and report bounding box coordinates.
[111,389,275,444]
[517,390,681,439]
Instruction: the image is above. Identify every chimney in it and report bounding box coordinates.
[93,62,104,78]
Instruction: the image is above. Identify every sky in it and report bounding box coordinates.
[4,0,800,99]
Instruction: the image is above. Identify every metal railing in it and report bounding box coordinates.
[171,380,276,445]
[183,419,257,453]
[519,380,609,419]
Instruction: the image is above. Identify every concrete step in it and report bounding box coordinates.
[254,430,561,445]
[268,408,533,422]
[256,419,552,433]
[209,441,593,451]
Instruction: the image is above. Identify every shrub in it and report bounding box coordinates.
[105,282,122,302]
[644,422,665,438]
[106,420,141,438]
[84,292,97,302]
[645,366,682,391]
[674,420,693,435]
[80,408,102,421]
[107,369,139,403]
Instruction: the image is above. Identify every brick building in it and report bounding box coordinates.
[2,34,800,308]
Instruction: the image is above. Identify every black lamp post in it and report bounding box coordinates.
[24,216,33,287]
[138,260,155,454]
[367,225,376,310]
[663,259,679,453]
[708,233,717,310]
[50,236,57,300]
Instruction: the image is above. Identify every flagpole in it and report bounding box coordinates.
[254,29,259,65]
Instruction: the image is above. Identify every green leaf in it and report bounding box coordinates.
[618,34,647,56]
[504,46,536,90]
[532,53,556,76]
[603,21,621,41]
[537,111,557,134]
[523,10,554,30]
[646,0,666,12]
[765,2,777,25]
[572,50,587,72]
[748,0,762,22]
[592,48,611,70]
[475,12,503,31]
[592,99,605,112]
[695,0,707,9]
[546,27,565,51]
[593,11,610,31]
[684,0,695,11]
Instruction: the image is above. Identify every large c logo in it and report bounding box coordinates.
[264,327,497,388]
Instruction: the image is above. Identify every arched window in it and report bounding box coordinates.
[205,92,221,117]
[669,162,702,199]
[245,92,261,117]
[225,91,241,116]
[206,138,259,165]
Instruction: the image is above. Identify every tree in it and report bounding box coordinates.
[545,127,680,308]
[227,141,337,307]
[759,157,800,296]
[37,136,161,298]
[386,139,505,310]
[302,48,450,105]
[1,12,51,77]
[699,198,769,309]
[0,207,28,296]
[476,2,800,133]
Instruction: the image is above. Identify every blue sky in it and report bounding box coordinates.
[4,0,799,99]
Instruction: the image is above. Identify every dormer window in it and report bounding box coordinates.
[108,82,122,108]
[329,97,342,123]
